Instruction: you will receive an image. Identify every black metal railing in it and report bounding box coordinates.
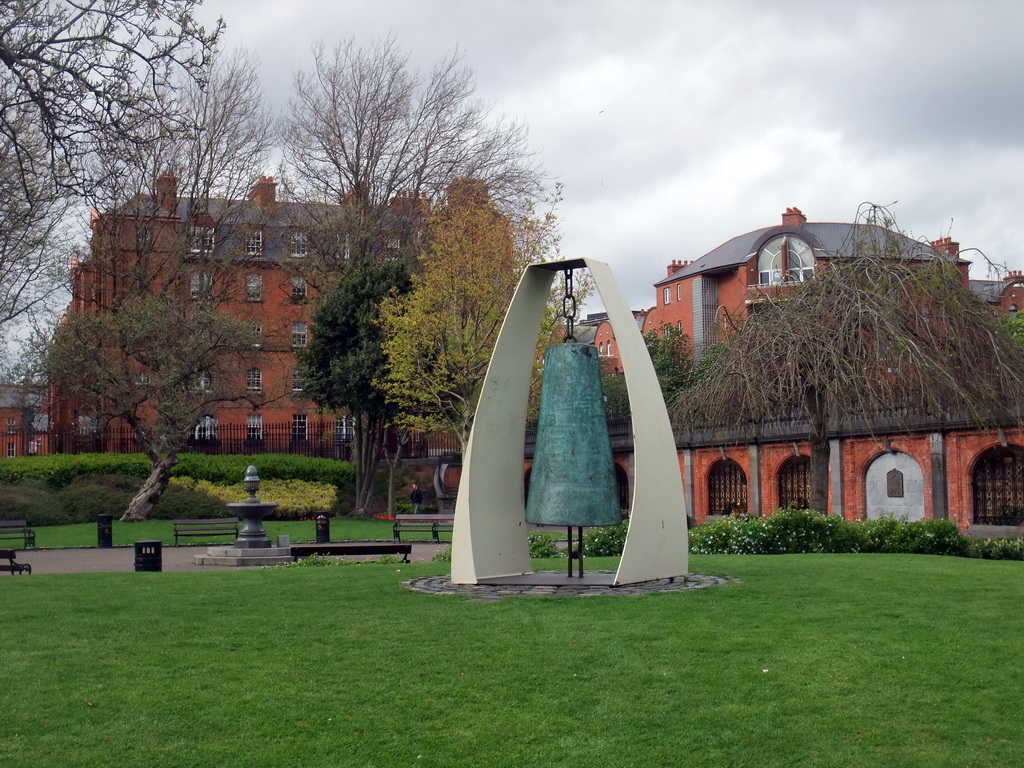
[0,422,461,461]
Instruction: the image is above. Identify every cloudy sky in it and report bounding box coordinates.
[198,0,1024,310]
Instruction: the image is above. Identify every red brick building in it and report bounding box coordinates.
[607,208,1024,533]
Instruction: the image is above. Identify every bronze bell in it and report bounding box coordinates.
[526,342,621,527]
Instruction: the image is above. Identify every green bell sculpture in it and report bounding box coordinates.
[526,342,621,527]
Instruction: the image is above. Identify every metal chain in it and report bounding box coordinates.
[562,267,576,342]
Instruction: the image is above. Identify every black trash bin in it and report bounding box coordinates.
[97,514,113,549]
[315,514,330,544]
[134,539,162,572]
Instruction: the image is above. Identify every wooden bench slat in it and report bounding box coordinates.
[172,517,239,546]
[0,520,36,549]
[392,515,455,542]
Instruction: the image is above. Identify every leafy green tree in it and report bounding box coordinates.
[49,296,259,521]
[602,325,693,416]
[673,206,1024,514]
[299,258,413,515]
[378,180,550,451]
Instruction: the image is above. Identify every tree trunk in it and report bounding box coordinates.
[383,433,407,518]
[804,385,831,514]
[352,412,384,516]
[121,455,179,521]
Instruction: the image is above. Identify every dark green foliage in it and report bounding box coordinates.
[584,520,628,556]
[299,258,413,416]
[0,454,152,489]
[172,454,355,487]
[148,483,232,520]
[0,484,66,526]
[55,481,135,524]
[0,453,355,490]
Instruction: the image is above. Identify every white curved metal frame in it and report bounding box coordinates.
[451,257,689,585]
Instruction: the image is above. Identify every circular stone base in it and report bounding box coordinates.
[405,571,731,600]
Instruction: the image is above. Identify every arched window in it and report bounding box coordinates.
[972,446,1024,525]
[757,235,814,285]
[708,459,747,515]
[778,456,810,509]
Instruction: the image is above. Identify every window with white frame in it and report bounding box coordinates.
[6,417,15,433]
[292,368,304,392]
[6,442,14,458]
[677,283,683,301]
[292,413,308,440]
[196,371,212,392]
[246,273,262,302]
[246,413,263,440]
[191,225,215,253]
[291,275,308,301]
[757,235,814,285]
[191,272,213,300]
[342,234,351,260]
[292,321,308,348]
[291,231,308,257]
[245,367,262,392]
[135,372,151,386]
[251,321,262,347]
[193,415,218,441]
[245,230,263,256]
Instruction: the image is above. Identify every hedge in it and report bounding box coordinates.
[0,453,355,490]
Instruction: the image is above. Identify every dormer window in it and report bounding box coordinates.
[757,235,814,285]
[245,230,263,256]
[191,225,215,253]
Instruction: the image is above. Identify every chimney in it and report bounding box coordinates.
[782,207,806,227]
[155,171,178,214]
[248,176,277,207]
[930,236,960,259]
[667,259,682,277]
[1004,270,1023,282]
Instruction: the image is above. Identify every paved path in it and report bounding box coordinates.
[13,542,447,575]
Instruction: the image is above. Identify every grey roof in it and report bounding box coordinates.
[657,222,953,286]
[970,279,1006,303]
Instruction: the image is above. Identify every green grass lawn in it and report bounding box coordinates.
[1,554,1021,767]
[32,517,412,548]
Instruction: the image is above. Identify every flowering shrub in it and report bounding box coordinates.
[690,508,978,557]
[432,547,452,563]
[528,530,564,558]
[169,477,336,519]
[964,536,1024,560]
[584,520,629,557]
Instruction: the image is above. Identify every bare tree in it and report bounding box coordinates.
[280,35,544,269]
[0,118,70,339]
[47,49,275,521]
[0,0,222,201]
[672,205,1024,514]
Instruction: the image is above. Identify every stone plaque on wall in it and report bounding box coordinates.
[886,469,904,498]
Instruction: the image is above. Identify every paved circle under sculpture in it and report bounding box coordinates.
[405,572,731,600]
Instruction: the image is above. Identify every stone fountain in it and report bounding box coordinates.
[193,466,293,567]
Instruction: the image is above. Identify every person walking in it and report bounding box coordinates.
[410,483,423,514]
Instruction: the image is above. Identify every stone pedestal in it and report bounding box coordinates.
[193,545,292,567]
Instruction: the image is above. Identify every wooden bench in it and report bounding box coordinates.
[0,549,31,574]
[290,543,412,563]
[0,520,36,549]
[392,514,455,542]
[172,517,239,546]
